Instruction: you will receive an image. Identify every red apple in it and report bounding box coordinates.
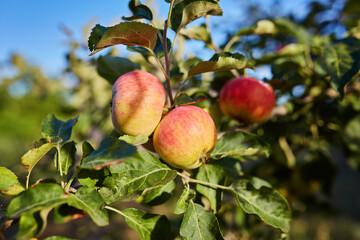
[153,105,217,169]
[112,71,166,136]
[219,76,275,123]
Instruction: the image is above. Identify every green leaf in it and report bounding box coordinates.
[180,25,212,48]
[180,202,224,240]
[122,208,172,240]
[171,0,223,32]
[7,183,68,219]
[21,139,60,170]
[99,150,177,204]
[44,236,78,240]
[196,164,226,213]
[80,137,137,170]
[211,131,270,159]
[119,134,149,145]
[142,180,176,206]
[89,22,158,56]
[318,40,360,99]
[344,115,360,152]
[236,19,278,36]
[97,55,140,84]
[77,168,109,188]
[0,167,25,196]
[68,187,109,226]
[230,179,291,233]
[41,114,78,144]
[82,141,95,159]
[188,52,254,78]
[54,141,76,175]
[123,0,153,21]
[53,204,85,224]
[213,157,243,179]
[174,93,205,106]
[173,187,196,214]
[88,24,112,52]
[273,18,313,44]
[13,214,39,239]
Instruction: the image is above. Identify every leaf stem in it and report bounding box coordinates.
[64,168,81,192]
[177,172,230,190]
[104,205,126,217]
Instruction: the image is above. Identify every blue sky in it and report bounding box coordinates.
[0,0,316,77]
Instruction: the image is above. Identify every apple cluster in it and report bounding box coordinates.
[111,71,275,170]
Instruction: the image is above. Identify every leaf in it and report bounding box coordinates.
[236,19,278,36]
[273,18,313,44]
[88,24,112,52]
[196,164,226,213]
[89,22,158,56]
[0,167,25,196]
[80,137,137,170]
[99,150,177,204]
[171,0,223,32]
[211,131,270,159]
[142,180,176,206]
[44,236,78,240]
[54,141,76,175]
[119,134,149,145]
[230,179,291,233]
[77,168,110,188]
[53,204,85,224]
[97,55,140,84]
[21,139,60,170]
[82,141,95,159]
[188,52,254,78]
[68,187,109,226]
[41,114,78,144]
[318,40,360,99]
[7,183,68,219]
[180,25,212,48]
[122,0,153,21]
[122,208,172,240]
[173,187,196,214]
[179,202,224,240]
[175,93,206,106]
[344,115,360,152]
[213,157,243,179]
[13,214,39,239]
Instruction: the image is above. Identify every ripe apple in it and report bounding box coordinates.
[112,71,166,136]
[219,76,275,123]
[153,105,217,169]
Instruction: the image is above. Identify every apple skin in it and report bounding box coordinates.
[112,71,166,136]
[219,76,276,123]
[153,105,217,170]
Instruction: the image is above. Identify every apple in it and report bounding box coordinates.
[153,105,217,169]
[112,71,166,136]
[219,76,275,123]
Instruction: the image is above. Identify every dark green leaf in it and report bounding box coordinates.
[180,25,212,48]
[211,131,270,159]
[230,179,291,232]
[7,183,68,219]
[213,157,243,179]
[173,187,196,214]
[142,180,176,206]
[21,139,60,170]
[68,187,109,226]
[344,115,360,152]
[0,167,25,196]
[41,114,78,144]
[180,202,224,240]
[13,214,39,239]
[80,137,137,170]
[171,0,223,32]
[175,93,205,106]
[82,141,95,159]
[99,150,177,204]
[97,55,140,84]
[196,164,226,213]
[89,22,158,56]
[53,204,85,224]
[273,18,313,44]
[122,208,172,240]
[188,52,254,78]
[123,0,153,21]
[77,168,109,188]
[55,141,76,175]
[119,134,149,145]
[318,41,360,98]
[88,24,112,52]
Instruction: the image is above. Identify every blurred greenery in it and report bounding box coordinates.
[1,0,360,239]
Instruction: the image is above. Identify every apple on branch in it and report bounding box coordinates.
[111,71,166,136]
[219,76,276,123]
[153,105,217,170]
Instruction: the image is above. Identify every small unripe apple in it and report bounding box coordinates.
[112,71,166,136]
[153,105,217,169]
[219,76,275,123]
